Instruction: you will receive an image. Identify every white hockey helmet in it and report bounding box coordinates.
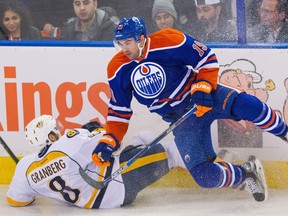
[25,115,61,148]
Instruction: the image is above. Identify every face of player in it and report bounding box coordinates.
[48,131,60,143]
[116,36,145,60]
[155,12,175,30]
[2,10,21,35]
[259,0,284,28]
[195,4,221,27]
[73,0,97,22]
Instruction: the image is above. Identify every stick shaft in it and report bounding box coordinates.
[0,136,19,164]
[80,105,197,189]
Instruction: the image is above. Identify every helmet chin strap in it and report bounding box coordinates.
[137,38,146,58]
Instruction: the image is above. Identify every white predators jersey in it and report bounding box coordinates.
[6,129,125,209]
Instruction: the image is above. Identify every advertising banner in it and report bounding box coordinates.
[0,46,288,161]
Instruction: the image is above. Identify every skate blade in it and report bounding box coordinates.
[254,158,268,201]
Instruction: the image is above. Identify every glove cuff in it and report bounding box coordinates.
[191,80,212,94]
[99,133,120,150]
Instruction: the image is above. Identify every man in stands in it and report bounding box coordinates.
[61,0,119,41]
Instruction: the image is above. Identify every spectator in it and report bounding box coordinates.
[0,0,41,40]
[245,0,261,28]
[247,0,288,43]
[23,0,74,39]
[0,25,6,39]
[174,0,198,32]
[186,0,237,42]
[98,0,154,33]
[151,0,178,32]
[61,0,119,41]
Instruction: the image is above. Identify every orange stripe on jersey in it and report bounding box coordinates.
[106,121,129,142]
[156,74,195,103]
[108,110,133,119]
[176,75,195,99]
[157,98,172,103]
[149,28,185,50]
[107,51,130,80]
[196,67,219,90]
[261,110,276,129]
[207,55,217,62]
[220,162,232,187]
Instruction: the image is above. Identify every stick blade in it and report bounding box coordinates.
[79,167,107,190]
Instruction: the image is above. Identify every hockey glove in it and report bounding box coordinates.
[190,80,214,117]
[92,134,120,167]
[82,121,104,132]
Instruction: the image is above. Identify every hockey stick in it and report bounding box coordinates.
[0,136,19,164]
[79,104,197,190]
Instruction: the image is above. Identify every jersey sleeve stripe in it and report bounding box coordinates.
[195,50,218,70]
[109,104,132,112]
[108,109,132,118]
[6,196,35,207]
[107,116,130,123]
[148,70,194,111]
[120,152,167,174]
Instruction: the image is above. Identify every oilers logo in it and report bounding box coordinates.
[131,62,166,98]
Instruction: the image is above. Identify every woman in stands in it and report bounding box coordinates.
[0,0,41,40]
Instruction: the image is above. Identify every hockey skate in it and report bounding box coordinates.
[241,155,268,202]
[280,133,288,143]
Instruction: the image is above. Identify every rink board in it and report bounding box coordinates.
[0,45,288,187]
[1,157,288,189]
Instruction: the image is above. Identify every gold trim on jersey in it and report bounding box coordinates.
[83,166,106,209]
[6,196,35,207]
[120,152,167,174]
[26,151,68,176]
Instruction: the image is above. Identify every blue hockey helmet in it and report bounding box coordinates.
[114,17,147,43]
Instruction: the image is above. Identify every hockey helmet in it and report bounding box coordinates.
[114,16,147,43]
[25,115,61,148]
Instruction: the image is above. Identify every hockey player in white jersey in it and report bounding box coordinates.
[6,115,268,207]
[6,115,184,208]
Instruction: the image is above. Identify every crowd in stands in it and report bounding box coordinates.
[0,0,287,43]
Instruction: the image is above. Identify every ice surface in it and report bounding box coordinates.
[1,185,288,216]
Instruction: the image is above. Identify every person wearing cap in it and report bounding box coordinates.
[151,0,178,32]
[191,0,237,42]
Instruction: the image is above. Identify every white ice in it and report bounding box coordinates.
[1,185,288,216]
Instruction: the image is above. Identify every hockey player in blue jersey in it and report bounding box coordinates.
[92,16,288,202]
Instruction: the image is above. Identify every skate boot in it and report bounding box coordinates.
[280,133,288,143]
[241,155,268,202]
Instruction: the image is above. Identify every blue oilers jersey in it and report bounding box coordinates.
[106,28,219,140]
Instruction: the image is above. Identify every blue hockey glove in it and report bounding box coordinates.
[190,80,214,117]
[92,134,120,167]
